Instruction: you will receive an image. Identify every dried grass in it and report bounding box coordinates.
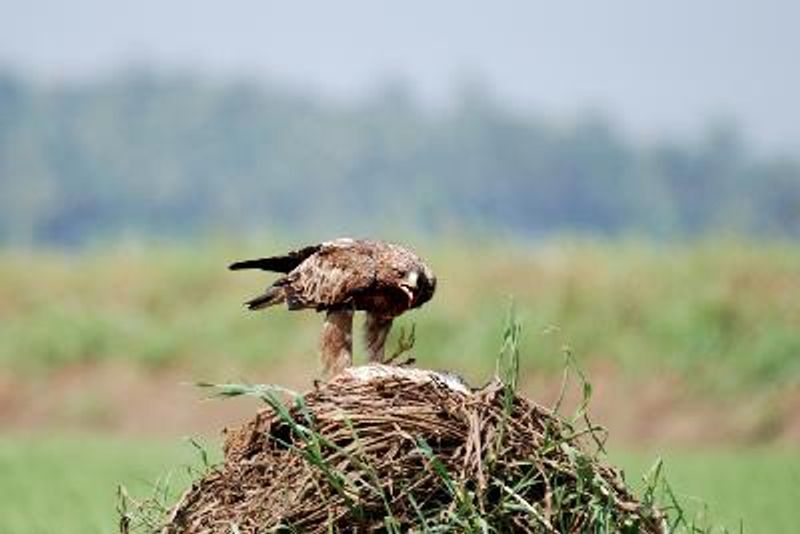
[162,365,666,533]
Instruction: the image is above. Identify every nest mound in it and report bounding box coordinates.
[166,365,665,533]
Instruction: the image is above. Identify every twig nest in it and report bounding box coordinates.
[166,365,665,533]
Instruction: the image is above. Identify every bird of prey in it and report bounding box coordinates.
[229,238,436,376]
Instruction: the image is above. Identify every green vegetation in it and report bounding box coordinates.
[1,71,799,246]
[2,262,798,532]
[2,240,799,391]
[0,435,211,534]
[615,449,800,534]
[1,436,797,533]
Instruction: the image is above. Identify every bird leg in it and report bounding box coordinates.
[365,313,393,363]
[320,309,354,377]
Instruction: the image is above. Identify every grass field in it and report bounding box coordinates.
[2,239,800,391]
[0,435,797,533]
[0,435,202,534]
[1,239,799,531]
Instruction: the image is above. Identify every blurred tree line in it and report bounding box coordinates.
[0,70,798,245]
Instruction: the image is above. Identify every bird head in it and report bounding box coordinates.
[399,265,437,308]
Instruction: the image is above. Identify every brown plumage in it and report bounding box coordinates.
[229,238,436,376]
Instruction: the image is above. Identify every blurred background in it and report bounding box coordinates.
[1,1,799,531]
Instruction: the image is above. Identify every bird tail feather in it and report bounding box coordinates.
[229,245,321,273]
[244,286,285,310]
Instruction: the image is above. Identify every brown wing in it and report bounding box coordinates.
[284,239,378,310]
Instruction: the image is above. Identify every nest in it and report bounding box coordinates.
[164,365,665,533]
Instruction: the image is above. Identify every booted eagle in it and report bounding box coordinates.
[229,238,436,376]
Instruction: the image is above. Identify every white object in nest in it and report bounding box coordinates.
[341,364,471,395]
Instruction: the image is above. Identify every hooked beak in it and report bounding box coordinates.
[399,270,419,306]
[399,283,414,305]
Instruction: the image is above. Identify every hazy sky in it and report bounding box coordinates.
[2,0,798,152]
